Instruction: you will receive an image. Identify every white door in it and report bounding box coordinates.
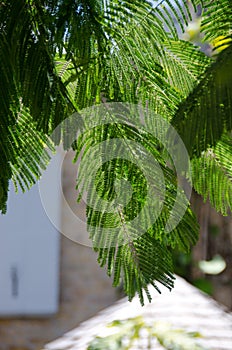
[0,153,61,316]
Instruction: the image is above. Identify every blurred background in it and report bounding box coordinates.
[0,150,231,350]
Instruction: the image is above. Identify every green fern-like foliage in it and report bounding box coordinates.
[172,1,232,212]
[201,0,232,47]
[74,104,198,303]
[191,134,232,215]
[173,44,232,157]
[0,0,232,303]
[0,0,74,211]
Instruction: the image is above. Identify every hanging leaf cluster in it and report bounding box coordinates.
[0,0,232,304]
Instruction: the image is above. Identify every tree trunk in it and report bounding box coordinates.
[191,192,232,309]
